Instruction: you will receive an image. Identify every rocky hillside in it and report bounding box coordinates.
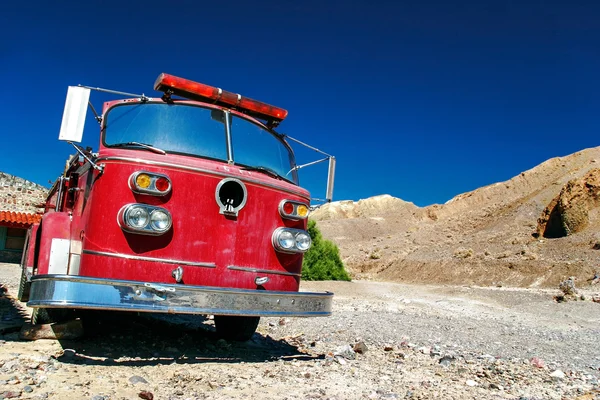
[311,147,600,288]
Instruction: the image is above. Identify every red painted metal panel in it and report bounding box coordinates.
[25,224,39,269]
[36,212,71,274]
[76,151,309,292]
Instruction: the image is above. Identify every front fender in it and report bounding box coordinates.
[36,212,71,275]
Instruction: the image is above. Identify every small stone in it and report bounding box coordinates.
[439,356,455,367]
[304,372,311,378]
[466,379,478,387]
[550,370,565,379]
[139,390,154,400]
[530,357,545,368]
[1,391,21,399]
[489,383,503,390]
[23,386,33,393]
[353,341,368,354]
[335,356,347,365]
[91,396,106,400]
[333,344,356,360]
[478,354,495,362]
[384,345,394,352]
[278,318,287,326]
[129,375,149,385]
[417,346,431,355]
[60,349,77,360]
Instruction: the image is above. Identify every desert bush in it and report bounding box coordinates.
[302,220,351,281]
[369,248,381,259]
[453,248,474,259]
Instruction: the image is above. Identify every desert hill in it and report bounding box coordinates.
[311,147,600,288]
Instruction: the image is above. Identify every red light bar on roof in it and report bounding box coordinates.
[154,73,288,123]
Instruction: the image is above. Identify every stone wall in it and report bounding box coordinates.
[0,172,47,214]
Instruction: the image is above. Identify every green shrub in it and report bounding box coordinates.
[302,220,351,281]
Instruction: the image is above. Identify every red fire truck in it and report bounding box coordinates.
[17,73,336,341]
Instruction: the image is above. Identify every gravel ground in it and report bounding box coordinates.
[0,263,599,399]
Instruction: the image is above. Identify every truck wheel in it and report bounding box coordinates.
[17,265,30,302]
[214,315,260,341]
[31,308,75,325]
[17,230,32,302]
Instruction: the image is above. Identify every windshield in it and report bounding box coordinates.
[103,102,297,183]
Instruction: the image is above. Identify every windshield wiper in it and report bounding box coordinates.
[110,142,166,155]
[240,166,285,181]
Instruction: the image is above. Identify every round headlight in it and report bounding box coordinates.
[125,206,149,228]
[295,232,311,251]
[278,230,295,250]
[150,209,171,232]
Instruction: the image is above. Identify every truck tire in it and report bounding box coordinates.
[31,308,75,325]
[17,229,32,302]
[17,265,30,302]
[214,315,260,341]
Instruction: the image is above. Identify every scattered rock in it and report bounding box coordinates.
[465,379,478,387]
[334,344,356,360]
[550,370,566,380]
[0,391,21,399]
[530,357,545,368]
[439,356,455,367]
[353,341,368,354]
[559,277,578,296]
[129,375,149,385]
[139,391,154,400]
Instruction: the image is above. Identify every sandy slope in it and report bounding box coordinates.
[312,147,600,288]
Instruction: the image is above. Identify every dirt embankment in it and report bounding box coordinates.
[312,147,600,288]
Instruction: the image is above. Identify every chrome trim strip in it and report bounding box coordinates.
[227,265,302,277]
[82,249,216,268]
[28,275,333,317]
[96,156,310,200]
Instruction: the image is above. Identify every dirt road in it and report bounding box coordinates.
[0,263,598,399]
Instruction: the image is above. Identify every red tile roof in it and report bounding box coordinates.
[0,211,42,226]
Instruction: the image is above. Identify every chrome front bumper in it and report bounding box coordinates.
[28,275,333,317]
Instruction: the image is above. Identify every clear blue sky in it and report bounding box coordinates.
[1,1,599,206]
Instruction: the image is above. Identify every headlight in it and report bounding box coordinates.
[150,209,172,232]
[295,232,311,251]
[118,204,172,235]
[272,228,312,253]
[278,230,295,250]
[125,206,149,228]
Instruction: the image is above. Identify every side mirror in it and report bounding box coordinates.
[58,86,90,142]
[326,156,336,202]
